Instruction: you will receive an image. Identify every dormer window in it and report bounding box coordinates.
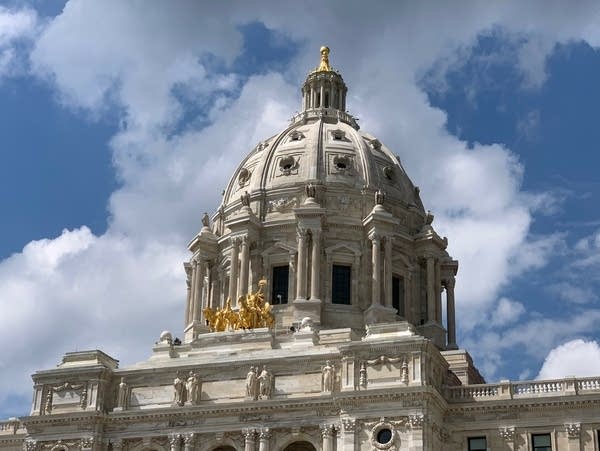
[332,130,344,140]
[290,131,304,142]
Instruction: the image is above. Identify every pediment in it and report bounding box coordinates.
[261,242,297,257]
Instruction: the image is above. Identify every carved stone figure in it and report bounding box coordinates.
[375,189,385,205]
[173,373,185,406]
[305,183,316,199]
[246,366,258,400]
[322,360,334,392]
[201,212,210,228]
[258,366,273,399]
[240,190,250,207]
[359,362,368,388]
[186,371,200,405]
[117,377,128,409]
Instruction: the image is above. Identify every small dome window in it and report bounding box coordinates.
[332,129,345,141]
[238,167,251,187]
[279,155,298,176]
[332,155,352,174]
[290,131,304,142]
[383,166,394,181]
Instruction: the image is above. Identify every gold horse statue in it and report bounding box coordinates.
[204,279,274,332]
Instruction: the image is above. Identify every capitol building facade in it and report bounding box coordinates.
[2,47,600,451]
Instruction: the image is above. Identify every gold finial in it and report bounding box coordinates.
[317,46,331,72]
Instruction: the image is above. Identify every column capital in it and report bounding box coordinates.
[297,228,308,239]
[341,418,356,432]
[168,434,181,446]
[259,428,271,440]
[183,433,195,445]
[444,277,455,290]
[369,232,381,242]
[320,424,336,438]
[242,428,257,439]
[565,423,581,439]
[498,426,515,442]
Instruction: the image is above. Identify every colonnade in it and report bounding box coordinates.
[185,258,210,327]
[185,235,253,329]
[302,81,346,111]
[425,254,457,348]
[295,228,321,301]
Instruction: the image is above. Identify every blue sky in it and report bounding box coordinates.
[1,1,600,418]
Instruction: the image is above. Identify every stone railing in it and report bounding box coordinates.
[0,418,25,435]
[446,376,600,403]
[289,108,360,129]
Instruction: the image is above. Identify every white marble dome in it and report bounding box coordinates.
[187,47,458,350]
[221,113,425,217]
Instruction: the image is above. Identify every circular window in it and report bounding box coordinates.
[376,429,393,445]
[238,167,251,186]
[333,155,351,172]
[279,156,296,175]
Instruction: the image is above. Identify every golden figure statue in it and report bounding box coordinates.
[317,46,331,72]
[204,279,274,332]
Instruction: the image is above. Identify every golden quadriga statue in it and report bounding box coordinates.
[203,279,274,332]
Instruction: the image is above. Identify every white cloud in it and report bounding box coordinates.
[491,297,525,327]
[537,339,600,379]
[0,6,37,78]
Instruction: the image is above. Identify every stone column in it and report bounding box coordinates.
[296,229,308,300]
[370,233,381,305]
[321,424,336,451]
[426,256,436,322]
[185,267,192,325]
[446,277,457,349]
[310,230,321,301]
[258,428,271,451]
[320,84,324,108]
[192,259,206,322]
[435,260,442,322]
[384,236,393,309]
[338,87,343,110]
[341,419,356,451]
[243,429,256,451]
[228,237,240,306]
[238,235,250,299]
[183,433,194,451]
[168,434,181,451]
[311,85,316,109]
[188,260,198,326]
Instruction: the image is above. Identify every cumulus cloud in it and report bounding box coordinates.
[0,6,37,78]
[4,0,600,415]
[537,339,600,379]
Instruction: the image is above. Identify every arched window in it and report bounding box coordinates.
[282,442,317,451]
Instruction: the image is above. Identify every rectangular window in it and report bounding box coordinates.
[532,434,551,451]
[332,265,351,305]
[271,265,289,304]
[392,275,404,317]
[468,437,486,451]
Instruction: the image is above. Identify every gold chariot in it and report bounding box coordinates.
[203,279,275,332]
